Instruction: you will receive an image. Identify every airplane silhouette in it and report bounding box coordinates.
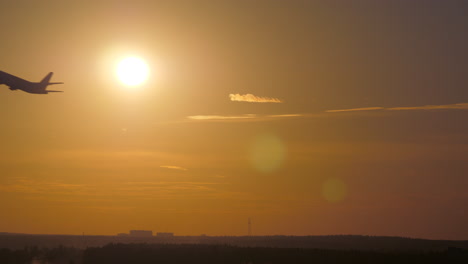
[0,71,63,94]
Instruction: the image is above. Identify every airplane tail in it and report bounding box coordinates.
[40,72,64,89]
[40,72,54,86]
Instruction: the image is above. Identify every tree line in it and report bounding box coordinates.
[1,243,467,264]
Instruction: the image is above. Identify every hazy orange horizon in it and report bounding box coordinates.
[0,1,467,240]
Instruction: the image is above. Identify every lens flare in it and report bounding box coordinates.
[249,134,285,173]
[322,178,347,203]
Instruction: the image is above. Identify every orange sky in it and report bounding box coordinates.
[0,1,467,240]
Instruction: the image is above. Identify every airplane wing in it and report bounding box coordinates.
[0,71,30,87]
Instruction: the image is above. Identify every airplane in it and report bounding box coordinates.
[0,70,63,94]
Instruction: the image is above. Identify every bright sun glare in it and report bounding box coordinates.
[116,57,149,86]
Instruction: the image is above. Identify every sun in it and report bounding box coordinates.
[116,57,149,86]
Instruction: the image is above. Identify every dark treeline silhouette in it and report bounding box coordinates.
[0,245,82,264]
[1,244,467,264]
[0,248,33,264]
[79,243,468,264]
[1,233,468,251]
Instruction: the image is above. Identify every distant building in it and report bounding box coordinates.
[117,233,129,237]
[129,230,153,237]
[156,232,174,238]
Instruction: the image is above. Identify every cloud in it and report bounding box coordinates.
[185,103,467,123]
[187,114,257,120]
[326,103,468,113]
[229,93,283,103]
[325,107,384,113]
[0,179,87,196]
[186,114,305,122]
[0,178,236,202]
[266,114,303,118]
[387,103,468,111]
[160,165,188,171]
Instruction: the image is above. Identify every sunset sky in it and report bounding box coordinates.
[0,0,467,240]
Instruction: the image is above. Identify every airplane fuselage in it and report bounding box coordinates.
[7,81,48,94]
[0,70,63,94]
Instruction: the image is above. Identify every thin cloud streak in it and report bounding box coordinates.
[160,165,188,171]
[326,107,384,113]
[0,179,235,201]
[229,93,283,103]
[388,103,468,111]
[267,114,303,118]
[187,114,257,120]
[186,103,467,123]
[186,114,304,122]
[327,103,468,113]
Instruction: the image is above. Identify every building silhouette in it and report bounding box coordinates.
[156,232,174,238]
[129,230,153,237]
